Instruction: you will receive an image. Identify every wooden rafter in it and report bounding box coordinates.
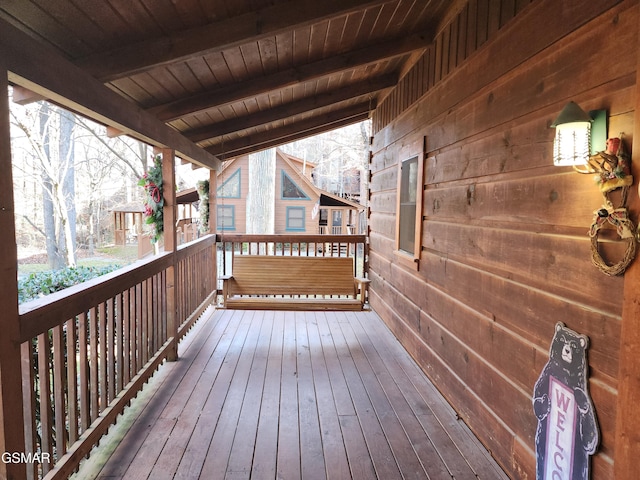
[0,17,220,171]
[184,74,396,143]
[205,102,372,158]
[148,32,430,122]
[76,0,393,82]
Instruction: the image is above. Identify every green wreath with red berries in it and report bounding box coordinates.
[138,155,164,243]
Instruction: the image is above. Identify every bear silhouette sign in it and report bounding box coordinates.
[532,323,599,480]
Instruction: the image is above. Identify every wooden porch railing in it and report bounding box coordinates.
[217,234,368,291]
[17,234,217,480]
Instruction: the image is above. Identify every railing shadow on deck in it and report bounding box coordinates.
[18,234,217,480]
[16,233,367,479]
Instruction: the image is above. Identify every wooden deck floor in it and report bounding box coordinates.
[77,308,509,480]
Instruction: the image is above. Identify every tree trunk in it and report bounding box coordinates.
[39,103,64,269]
[58,110,76,266]
[38,103,76,269]
[246,149,275,235]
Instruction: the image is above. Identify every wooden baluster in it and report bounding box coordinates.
[107,298,115,403]
[66,318,78,444]
[115,293,124,395]
[160,271,166,346]
[52,324,67,457]
[141,280,149,364]
[136,282,144,369]
[89,306,99,422]
[78,312,90,431]
[38,332,53,474]
[21,341,37,480]
[122,290,130,387]
[147,277,154,357]
[99,302,107,410]
[129,286,137,378]
[150,277,156,354]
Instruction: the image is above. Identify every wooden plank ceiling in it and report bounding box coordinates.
[0,0,453,161]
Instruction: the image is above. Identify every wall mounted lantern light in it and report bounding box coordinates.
[551,101,597,167]
[552,100,636,276]
[551,101,610,170]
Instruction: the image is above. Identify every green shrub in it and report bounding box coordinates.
[18,264,120,304]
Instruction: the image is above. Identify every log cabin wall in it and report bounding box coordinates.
[369,0,635,478]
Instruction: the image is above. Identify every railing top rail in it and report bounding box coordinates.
[217,233,367,243]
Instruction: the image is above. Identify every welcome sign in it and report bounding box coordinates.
[532,323,599,480]
[544,377,577,479]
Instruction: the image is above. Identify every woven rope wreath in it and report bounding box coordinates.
[589,202,636,276]
[585,135,637,276]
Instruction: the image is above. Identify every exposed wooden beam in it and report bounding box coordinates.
[106,126,124,138]
[11,85,44,105]
[0,17,220,171]
[215,113,371,159]
[76,0,391,82]
[0,65,27,480]
[205,102,372,158]
[184,75,396,143]
[149,32,431,122]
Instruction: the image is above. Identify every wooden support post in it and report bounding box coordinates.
[209,169,217,235]
[614,15,640,479]
[0,66,27,480]
[209,169,218,299]
[160,148,178,362]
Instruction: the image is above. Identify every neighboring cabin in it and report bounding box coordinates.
[216,148,363,235]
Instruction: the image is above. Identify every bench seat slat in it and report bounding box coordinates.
[225,297,363,311]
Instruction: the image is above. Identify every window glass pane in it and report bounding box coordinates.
[282,172,309,199]
[217,168,241,198]
[319,208,328,225]
[399,156,418,254]
[332,210,342,227]
[286,207,305,230]
[217,205,235,230]
[401,158,418,203]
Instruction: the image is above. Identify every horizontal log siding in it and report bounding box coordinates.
[369,0,634,479]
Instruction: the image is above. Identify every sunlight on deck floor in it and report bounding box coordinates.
[74,307,508,480]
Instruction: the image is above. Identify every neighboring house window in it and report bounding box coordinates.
[217,168,241,198]
[395,151,424,270]
[282,171,309,199]
[217,205,235,230]
[286,206,305,231]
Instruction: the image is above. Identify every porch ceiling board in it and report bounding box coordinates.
[77,308,509,480]
[74,0,396,82]
[0,0,452,159]
[145,33,429,123]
